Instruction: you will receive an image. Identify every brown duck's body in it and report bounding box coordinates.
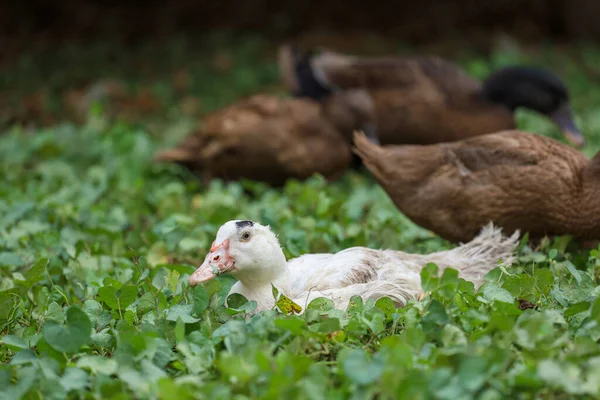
[354,130,600,242]
[154,95,351,186]
[280,45,584,147]
[282,50,513,144]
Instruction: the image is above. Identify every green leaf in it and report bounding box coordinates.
[307,297,334,312]
[2,335,28,350]
[590,297,600,323]
[421,300,449,332]
[165,305,200,324]
[534,268,554,295]
[97,286,119,309]
[0,252,25,269]
[203,279,222,297]
[124,310,135,324]
[503,275,535,299]
[76,355,118,375]
[482,282,514,304]
[375,297,396,318]
[137,292,156,315]
[226,293,248,309]
[438,268,459,300]
[274,317,307,335]
[158,377,195,400]
[175,317,186,343]
[341,348,383,385]
[116,285,138,309]
[537,359,581,394]
[565,302,590,318]
[98,284,137,311]
[24,258,48,288]
[441,324,467,348]
[346,295,364,314]
[164,270,180,293]
[271,284,279,299]
[10,349,38,365]
[147,241,168,267]
[60,367,88,392]
[43,306,92,353]
[46,301,65,322]
[420,263,440,292]
[191,286,210,315]
[564,261,582,285]
[312,318,341,334]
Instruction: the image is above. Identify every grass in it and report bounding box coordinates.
[1,36,600,399]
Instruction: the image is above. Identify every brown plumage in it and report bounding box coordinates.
[353,130,600,242]
[279,45,585,147]
[154,95,351,186]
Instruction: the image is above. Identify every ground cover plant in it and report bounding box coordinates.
[2,36,600,399]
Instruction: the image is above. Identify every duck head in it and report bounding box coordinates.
[188,220,286,287]
[481,66,584,147]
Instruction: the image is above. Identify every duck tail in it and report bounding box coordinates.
[353,130,387,177]
[363,276,423,307]
[153,147,193,163]
[277,43,332,100]
[448,222,519,287]
[153,134,202,165]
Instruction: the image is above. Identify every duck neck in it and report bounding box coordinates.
[293,52,332,100]
[233,251,289,290]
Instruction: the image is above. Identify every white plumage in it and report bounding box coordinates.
[188,220,519,313]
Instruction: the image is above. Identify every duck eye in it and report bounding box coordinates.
[240,231,251,242]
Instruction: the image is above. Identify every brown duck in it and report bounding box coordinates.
[353,130,600,243]
[154,94,351,186]
[279,45,585,147]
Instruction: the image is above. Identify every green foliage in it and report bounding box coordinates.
[43,306,92,353]
[1,39,600,399]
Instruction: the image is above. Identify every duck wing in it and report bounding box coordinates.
[285,248,386,292]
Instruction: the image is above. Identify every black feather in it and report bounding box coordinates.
[294,51,332,100]
[235,220,255,230]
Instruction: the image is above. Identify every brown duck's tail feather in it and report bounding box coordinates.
[153,147,194,163]
[153,133,205,163]
[353,130,387,177]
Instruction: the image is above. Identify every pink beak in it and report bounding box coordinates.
[188,239,236,286]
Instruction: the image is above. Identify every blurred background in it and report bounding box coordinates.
[2,0,600,142]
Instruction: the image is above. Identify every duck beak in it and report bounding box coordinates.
[550,103,585,148]
[188,239,236,286]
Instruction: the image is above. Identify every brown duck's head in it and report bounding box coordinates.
[481,66,585,148]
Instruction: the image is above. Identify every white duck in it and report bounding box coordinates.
[188,220,518,313]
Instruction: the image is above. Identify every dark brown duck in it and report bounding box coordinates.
[354,130,600,243]
[279,45,585,147]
